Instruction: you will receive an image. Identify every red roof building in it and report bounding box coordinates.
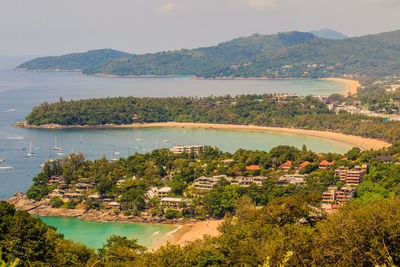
[279,161,292,171]
[299,161,310,168]
[319,160,335,169]
[246,165,261,171]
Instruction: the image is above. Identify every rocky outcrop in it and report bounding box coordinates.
[8,193,196,225]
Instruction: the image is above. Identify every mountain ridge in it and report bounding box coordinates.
[17,29,400,78]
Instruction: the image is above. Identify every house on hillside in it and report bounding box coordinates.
[279,161,292,171]
[319,160,335,169]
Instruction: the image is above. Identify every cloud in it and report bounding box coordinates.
[244,0,276,9]
[157,2,178,14]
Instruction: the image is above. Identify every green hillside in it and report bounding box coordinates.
[17,30,400,78]
[17,49,132,71]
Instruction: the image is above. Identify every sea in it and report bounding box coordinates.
[0,56,348,248]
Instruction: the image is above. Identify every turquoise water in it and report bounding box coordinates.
[37,216,176,248]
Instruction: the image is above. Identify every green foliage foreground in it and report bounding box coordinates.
[2,196,400,266]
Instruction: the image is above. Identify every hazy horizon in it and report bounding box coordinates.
[2,0,400,57]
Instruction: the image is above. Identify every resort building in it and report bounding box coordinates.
[157,186,172,198]
[319,160,335,169]
[161,197,192,208]
[334,165,367,186]
[231,176,267,187]
[246,165,261,171]
[47,175,66,185]
[321,186,356,213]
[279,161,292,171]
[277,174,307,186]
[193,175,230,190]
[172,145,204,154]
[299,161,311,169]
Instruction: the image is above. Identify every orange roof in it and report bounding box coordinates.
[281,161,292,167]
[300,161,310,167]
[331,203,338,209]
[246,165,261,171]
[316,153,324,158]
[319,160,334,166]
[393,153,400,157]
[341,157,348,161]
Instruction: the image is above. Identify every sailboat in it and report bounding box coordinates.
[27,140,36,157]
[53,136,62,150]
[79,134,86,144]
[111,148,119,161]
[136,131,143,141]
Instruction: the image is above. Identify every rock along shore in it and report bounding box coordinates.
[7,193,195,225]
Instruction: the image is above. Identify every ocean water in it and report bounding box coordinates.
[0,56,350,200]
[0,56,349,248]
[37,216,176,249]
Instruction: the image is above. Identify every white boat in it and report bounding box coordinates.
[0,159,4,163]
[162,139,169,143]
[53,136,62,150]
[57,152,64,156]
[79,134,86,144]
[0,166,13,170]
[27,140,36,157]
[6,108,16,112]
[7,136,24,140]
[136,131,143,141]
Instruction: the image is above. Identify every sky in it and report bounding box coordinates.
[1,0,400,56]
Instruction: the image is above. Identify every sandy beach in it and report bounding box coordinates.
[152,220,222,250]
[112,122,390,151]
[321,78,361,96]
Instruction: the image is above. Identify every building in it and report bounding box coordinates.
[299,161,310,169]
[231,176,267,187]
[172,145,204,154]
[336,186,356,205]
[321,186,356,213]
[335,165,367,186]
[246,165,261,171]
[193,175,230,190]
[279,161,292,171]
[47,175,66,185]
[161,197,192,208]
[277,174,307,186]
[193,175,267,189]
[319,160,335,169]
[377,155,393,163]
[157,186,172,198]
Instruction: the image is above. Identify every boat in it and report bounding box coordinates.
[27,140,36,157]
[79,134,86,144]
[57,152,64,156]
[0,166,13,170]
[0,159,4,163]
[162,139,169,143]
[7,136,24,140]
[136,131,143,141]
[53,136,62,150]
[6,108,16,112]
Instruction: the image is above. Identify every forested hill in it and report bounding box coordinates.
[17,49,132,71]
[17,30,400,78]
[24,94,400,142]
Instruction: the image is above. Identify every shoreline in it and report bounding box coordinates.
[7,193,221,249]
[16,121,391,151]
[151,220,223,250]
[321,78,361,96]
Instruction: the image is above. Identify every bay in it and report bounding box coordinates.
[0,56,349,200]
[36,216,177,249]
